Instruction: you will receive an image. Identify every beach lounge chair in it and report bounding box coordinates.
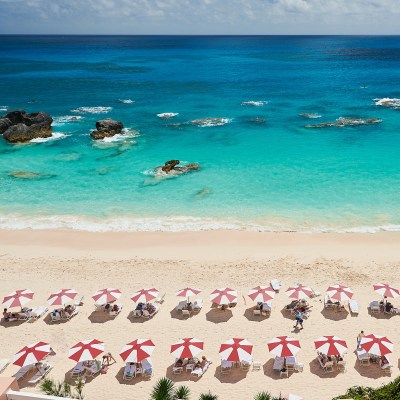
[192,299,203,312]
[294,362,304,372]
[349,299,359,315]
[173,366,183,374]
[29,306,48,321]
[323,361,334,373]
[74,296,84,306]
[89,361,102,377]
[240,360,251,371]
[182,309,191,318]
[63,307,79,320]
[0,359,10,374]
[273,357,284,371]
[155,293,165,304]
[141,359,152,378]
[191,360,212,378]
[252,361,262,371]
[221,360,233,374]
[270,279,282,292]
[28,363,53,384]
[132,309,142,318]
[13,365,32,380]
[324,295,335,310]
[176,301,187,312]
[109,304,123,317]
[337,360,346,372]
[370,301,380,314]
[280,368,288,378]
[71,362,85,378]
[94,304,105,312]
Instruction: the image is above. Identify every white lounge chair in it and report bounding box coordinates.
[191,360,212,378]
[94,304,105,312]
[123,363,136,380]
[74,296,84,306]
[349,299,359,315]
[370,301,380,314]
[28,363,53,384]
[155,293,165,304]
[240,360,251,371]
[273,357,284,371]
[13,365,32,380]
[324,295,336,310]
[141,359,153,378]
[192,299,203,312]
[173,366,183,374]
[323,361,334,373]
[29,306,48,320]
[182,309,191,318]
[270,279,282,292]
[89,361,102,377]
[0,359,10,374]
[71,362,85,377]
[252,361,262,371]
[63,307,79,320]
[337,360,346,372]
[175,301,187,312]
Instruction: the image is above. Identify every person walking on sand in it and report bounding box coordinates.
[357,331,365,348]
[102,352,116,366]
[294,311,304,329]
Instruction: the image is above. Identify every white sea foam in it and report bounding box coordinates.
[0,213,400,233]
[0,106,8,112]
[241,101,268,107]
[191,118,232,127]
[157,112,179,119]
[52,116,84,126]
[30,132,70,143]
[96,128,140,144]
[71,106,112,114]
[118,99,135,104]
[374,98,400,109]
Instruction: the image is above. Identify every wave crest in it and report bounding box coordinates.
[241,101,268,107]
[374,98,400,109]
[30,132,70,143]
[190,118,232,127]
[71,106,112,114]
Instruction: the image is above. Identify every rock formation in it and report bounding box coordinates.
[0,110,53,143]
[305,117,382,128]
[90,119,123,140]
[156,160,200,176]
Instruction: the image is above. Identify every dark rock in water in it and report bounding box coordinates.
[155,160,200,176]
[305,117,382,128]
[0,118,12,134]
[90,118,123,140]
[250,117,267,124]
[194,187,211,198]
[8,171,56,179]
[1,110,53,143]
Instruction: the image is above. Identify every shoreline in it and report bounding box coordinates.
[1,229,399,261]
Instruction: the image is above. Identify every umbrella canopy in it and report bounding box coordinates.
[92,288,122,305]
[170,338,204,359]
[68,339,105,362]
[47,289,78,306]
[120,339,155,363]
[326,285,354,302]
[283,395,303,400]
[131,288,159,303]
[219,338,253,362]
[360,334,393,356]
[248,285,275,302]
[373,283,400,299]
[314,336,348,356]
[268,336,301,357]
[286,285,313,300]
[175,287,201,300]
[210,288,238,305]
[2,289,34,309]
[13,341,51,367]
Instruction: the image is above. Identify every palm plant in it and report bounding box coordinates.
[174,385,191,400]
[39,378,84,399]
[254,392,273,400]
[150,377,176,400]
[199,392,218,400]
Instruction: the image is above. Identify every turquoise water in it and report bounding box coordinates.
[0,35,399,232]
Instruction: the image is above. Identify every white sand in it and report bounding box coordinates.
[1,230,400,400]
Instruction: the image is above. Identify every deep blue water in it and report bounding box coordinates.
[0,35,399,232]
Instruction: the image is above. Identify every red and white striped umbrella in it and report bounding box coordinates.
[314,336,348,356]
[131,288,159,303]
[170,338,204,359]
[248,285,275,302]
[219,338,253,362]
[210,288,238,305]
[120,339,155,363]
[373,283,400,299]
[176,287,201,302]
[286,285,313,300]
[68,339,105,362]
[92,288,122,305]
[326,285,354,302]
[268,336,301,357]
[283,395,303,400]
[48,289,78,306]
[360,334,393,356]
[13,341,51,367]
[2,289,34,309]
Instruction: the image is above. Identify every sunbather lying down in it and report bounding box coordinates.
[135,302,157,316]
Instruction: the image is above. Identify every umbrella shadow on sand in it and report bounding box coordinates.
[308,359,340,378]
[127,312,146,324]
[165,365,193,382]
[214,365,249,383]
[280,308,296,321]
[263,359,285,380]
[320,308,349,321]
[87,311,115,324]
[114,366,150,385]
[353,359,387,378]
[243,307,270,321]
[206,309,233,323]
[0,319,27,328]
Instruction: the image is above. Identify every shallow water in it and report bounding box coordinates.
[0,35,399,232]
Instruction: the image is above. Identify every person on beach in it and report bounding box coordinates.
[294,311,304,329]
[357,331,365,348]
[102,352,116,366]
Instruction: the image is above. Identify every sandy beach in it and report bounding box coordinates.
[1,229,400,400]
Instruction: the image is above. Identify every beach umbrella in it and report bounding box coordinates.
[326,285,353,302]
[286,285,312,300]
[2,289,34,309]
[131,288,159,303]
[170,338,204,359]
[248,285,275,302]
[373,283,400,299]
[68,339,105,362]
[120,339,155,363]
[314,336,348,356]
[13,341,51,367]
[47,289,78,306]
[360,334,393,356]
[176,287,201,302]
[283,395,303,400]
[219,338,253,362]
[210,288,238,305]
[268,336,301,357]
[92,288,121,305]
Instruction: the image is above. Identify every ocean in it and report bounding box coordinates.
[0,35,399,232]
